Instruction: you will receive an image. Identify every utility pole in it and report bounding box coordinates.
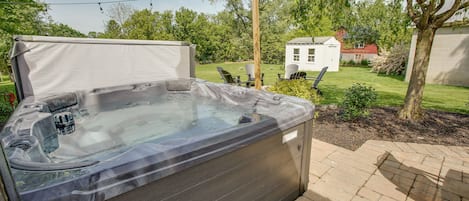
[252,0,261,90]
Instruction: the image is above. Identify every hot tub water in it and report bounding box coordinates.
[48,93,252,163]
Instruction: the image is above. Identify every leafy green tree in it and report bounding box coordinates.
[211,11,243,62]
[210,0,253,61]
[100,20,123,39]
[43,23,85,37]
[174,8,199,41]
[400,0,469,120]
[344,26,380,46]
[259,0,293,64]
[156,11,176,40]
[122,9,158,40]
[0,0,45,73]
[88,31,98,38]
[347,0,411,50]
[293,0,351,36]
[210,0,293,64]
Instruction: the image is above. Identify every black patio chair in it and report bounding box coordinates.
[216,67,251,87]
[289,71,307,79]
[307,66,328,95]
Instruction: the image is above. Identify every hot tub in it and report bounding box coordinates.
[0,79,314,201]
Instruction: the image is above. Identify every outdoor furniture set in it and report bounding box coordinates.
[217,64,328,94]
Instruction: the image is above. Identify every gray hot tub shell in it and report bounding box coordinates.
[0,79,314,201]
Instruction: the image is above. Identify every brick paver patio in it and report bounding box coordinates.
[297,139,469,201]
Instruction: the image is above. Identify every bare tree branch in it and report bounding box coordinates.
[431,0,446,16]
[416,0,426,5]
[428,0,437,15]
[406,0,420,23]
[418,0,433,27]
[435,0,462,25]
[460,1,469,9]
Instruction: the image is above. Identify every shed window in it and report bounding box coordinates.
[355,54,363,61]
[293,48,300,61]
[354,42,365,49]
[308,48,315,62]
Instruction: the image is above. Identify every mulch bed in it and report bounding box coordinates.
[313,106,469,151]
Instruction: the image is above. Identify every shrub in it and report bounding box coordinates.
[371,44,409,75]
[340,60,348,66]
[0,84,17,122]
[341,83,377,120]
[360,59,369,66]
[268,79,320,104]
[0,101,13,122]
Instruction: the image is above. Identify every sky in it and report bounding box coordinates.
[45,0,225,34]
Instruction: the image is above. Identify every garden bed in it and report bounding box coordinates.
[313,106,469,150]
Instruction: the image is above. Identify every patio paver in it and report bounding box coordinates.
[296,139,469,201]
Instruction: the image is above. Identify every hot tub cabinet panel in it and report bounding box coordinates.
[109,122,312,201]
[0,80,314,201]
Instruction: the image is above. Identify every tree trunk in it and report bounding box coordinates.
[399,28,436,120]
[252,0,262,90]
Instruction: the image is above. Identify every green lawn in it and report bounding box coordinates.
[196,62,285,85]
[0,64,467,119]
[197,63,469,114]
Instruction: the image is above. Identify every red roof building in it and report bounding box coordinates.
[335,28,378,63]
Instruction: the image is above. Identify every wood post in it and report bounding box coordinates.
[252,0,261,90]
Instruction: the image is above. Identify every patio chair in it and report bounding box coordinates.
[278,64,299,80]
[245,64,264,86]
[216,67,251,87]
[308,66,328,95]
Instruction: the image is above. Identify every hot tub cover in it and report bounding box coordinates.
[10,35,196,100]
[0,79,314,201]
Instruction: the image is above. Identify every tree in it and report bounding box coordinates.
[100,20,122,39]
[347,0,411,50]
[88,31,99,38]
[400,0,469,120]
[157,11,176,40]
[43,23,85,37]
[107,3,134,26]
[122,9,158,40]
[292,0,352,36]
[211,0,294,64]
[174,8,198,41]
[0,0,45,73]
[259,0,293,64]
[212,0,253,61]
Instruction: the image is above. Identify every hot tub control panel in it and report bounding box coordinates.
[53,112,75,135]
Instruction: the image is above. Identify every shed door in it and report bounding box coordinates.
[327,45,339,69]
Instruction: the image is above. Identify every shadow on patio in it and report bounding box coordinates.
[378,153,469,200]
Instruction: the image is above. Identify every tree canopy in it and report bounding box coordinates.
[0,0,85,73]
[1,0,416,68]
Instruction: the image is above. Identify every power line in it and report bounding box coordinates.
[0,0,138,5]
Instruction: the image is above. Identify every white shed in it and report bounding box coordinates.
[285,37,340,72]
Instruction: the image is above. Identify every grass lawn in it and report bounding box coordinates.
[197,63,469,114]
[0,63,467,119]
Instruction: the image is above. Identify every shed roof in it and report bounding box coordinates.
[287,37,334,45]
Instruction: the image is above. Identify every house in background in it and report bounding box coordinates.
[406,8,469,87]
[335,28,378,63]
[285,37,340,72]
